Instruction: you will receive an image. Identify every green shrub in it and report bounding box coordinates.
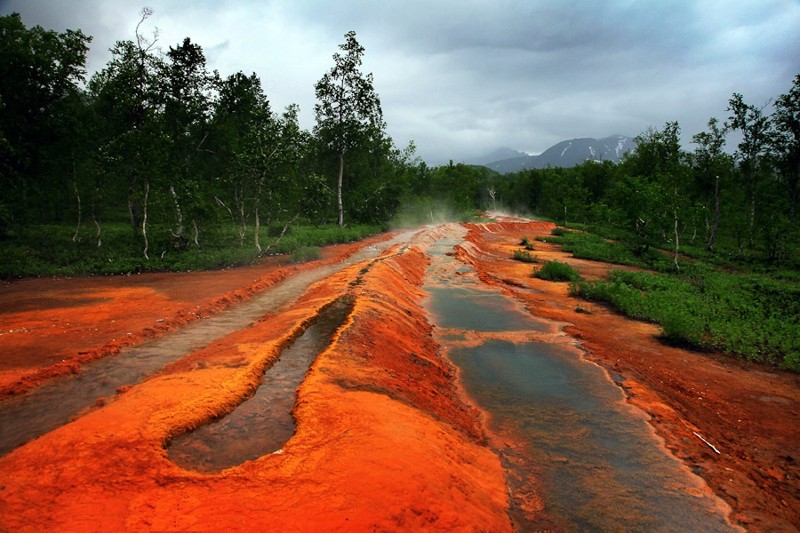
[513,249,537,263]
[533,260,581,282]
[291,245,321,263]
[519,236,535,250]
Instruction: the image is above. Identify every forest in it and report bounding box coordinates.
[2,11,798,272]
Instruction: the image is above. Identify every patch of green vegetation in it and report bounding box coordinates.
[290,245,322,263]
[519,236,535,250]
[512,249,537,263]
[533,260,581,282]
[546,228,669,269]
[0,222,381,277]
[571,268,800,371]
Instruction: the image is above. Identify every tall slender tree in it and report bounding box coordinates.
[727,93,773,247]
[773,75,800,223]
[314,31,383,227]
[0,13,90,232]
[692,117,731,251]
[88,7,165,257]
[163,37,218,248]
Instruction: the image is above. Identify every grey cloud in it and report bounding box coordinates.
[2,0,799,164]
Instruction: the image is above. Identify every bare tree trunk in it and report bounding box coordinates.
[707,175,721,251]
[263,213,300,255]
[192,219,199,247]
[233,187,246,246]
[254,208,261,252]
[142,179,150,260]
[93,210,102,247]
[674,207,681,271]
[169,184,184,239]
[254,172,266,252]
[72,162,81,242]
[337,152,344,228]
[673,187,680,271]
[92,185,102,247]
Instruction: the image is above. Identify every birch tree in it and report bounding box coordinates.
[314,31,383,227]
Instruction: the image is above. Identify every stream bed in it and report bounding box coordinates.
[167,297,354,472]
[423,226,738,532]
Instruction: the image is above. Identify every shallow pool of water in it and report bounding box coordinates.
[167,297,354,473]
[423,226,737,532]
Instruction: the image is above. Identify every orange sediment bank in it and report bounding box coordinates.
[458,219,800,531]
[0,242,511,531]
[0,233,391,397]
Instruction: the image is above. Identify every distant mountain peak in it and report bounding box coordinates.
[477,135,636,173]
[468,147,528,166]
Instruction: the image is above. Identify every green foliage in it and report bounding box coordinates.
[546,229,667,268]
[512,250,537,263]
[0,222,381,277]
[290,246,321,263]
[519,237,535,250]
[572,268,800,370]
[533,260,581,282]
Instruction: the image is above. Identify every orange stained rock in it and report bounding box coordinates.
[0,234,391,396]
[459,219,800,532]
[0,244,512,531]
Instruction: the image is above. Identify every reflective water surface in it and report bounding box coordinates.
[167,297,354,472]
[424,226,737,532]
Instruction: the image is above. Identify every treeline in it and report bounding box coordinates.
[2,10,798,271]
[491,76,798,266]
[0,11,425,259]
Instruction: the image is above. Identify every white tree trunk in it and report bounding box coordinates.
[337,152,344,227]
[142,179,150,260]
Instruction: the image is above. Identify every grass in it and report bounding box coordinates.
[543,228,669,269]
[0,222,382,277]
[570,268,800,371]
[533,260,581,282]
[536,226,800,371]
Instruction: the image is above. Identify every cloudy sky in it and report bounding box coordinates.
[2,0,799,164]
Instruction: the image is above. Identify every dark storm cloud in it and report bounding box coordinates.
[3,0,799,164]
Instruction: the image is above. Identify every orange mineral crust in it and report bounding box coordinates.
[0,234,391,396]
[0,244,511,531]
[458,219,800,532]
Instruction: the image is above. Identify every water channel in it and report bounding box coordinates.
[167,297,354,472]
[423,225,738,532]
[0,232,413,457]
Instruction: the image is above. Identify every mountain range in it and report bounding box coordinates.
[471,135,636,173]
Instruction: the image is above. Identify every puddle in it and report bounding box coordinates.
[426,286,550,333]
[0,233,412,457]
[423,225,737,532]
[167,297,353,473]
